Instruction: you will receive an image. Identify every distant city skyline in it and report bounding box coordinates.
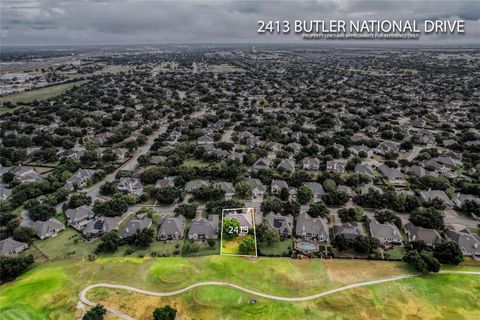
[2,0,479,46]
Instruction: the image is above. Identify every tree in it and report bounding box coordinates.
[321,191,349,206]
[353,236,380,254]
[261,196,283,213]
[83,304,107,320]
[153,305,177,320]
[434,241,463,265]
[28,203,56,221]
[403,250,440,273]
[67,193,92,209]
[239,236,256,255]
[96,231,120,253]
[13,226,36,243]
[409,208,444,230]
[0,255,34,282]
[374,210,401,228]
[154,187,182,205]
[222,218,241,241]
[338,207,364,223]
[192,186,224,201]
[174,203,197,219]
[134,228,154,247]
[307,202,329,218]
[283,200,300,216]
[458,200,480,218]
[279,187,290,201]
[256,221,280,245]
[235,180,252,199]
[297,185,313,205]
[322,179,336,193]
[332,234,351,251]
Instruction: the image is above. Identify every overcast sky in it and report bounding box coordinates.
[2,0,479,46]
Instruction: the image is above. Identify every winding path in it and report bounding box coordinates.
[79,270,480,320]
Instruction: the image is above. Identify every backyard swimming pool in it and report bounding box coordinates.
[295,241,318,251]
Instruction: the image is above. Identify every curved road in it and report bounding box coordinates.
[79,270,480,320]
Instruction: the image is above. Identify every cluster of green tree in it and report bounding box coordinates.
[239,236,256,255]
[338,207,364,223]
[354,188,420,212]
[457,200,480,218]
[206,199,244,216]
[82,304,106,320]
[222,218,240,241]
[153,305,177,320]
[307,202,330,218]
[403,249,440,273]
[409,207,444,230]
[374,210,402,229]
[256,221,281,244]
[174,203,198,219]
[150,187,183,205]
[260,196,301,216]
[408,175,451,191]
[25,200,57,221]
[332,235,380,254]
[93,193,135,217]
[321,191,350,206]
[403,240,463,273]
[192,186,225,201]
[0,255,34,282]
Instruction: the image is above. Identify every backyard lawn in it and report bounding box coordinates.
[182,159,210,168]
[258,238,292,257]
[1,256,478,320]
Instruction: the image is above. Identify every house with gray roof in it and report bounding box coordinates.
[184,179,208,193]
[117,177,143,195]
[444,226,480,260]
[333,222,364,240]
[264,212,293,237]
[404,222,442,247]
[419,189,453,207]
[188,214,219,240]
[213,182,235,198]
[197,134,214,145]
[120,216,152,239]
[224,209,253,234]
[251,158,271,171]
[10,166,40,184]
[350,145,373,158]
[271,179,288,195]
[295,213,329,242]
[65,169,96,190]
[0,184,12,200]
[277,159,295,172]
[65,205,95,230]
[246,178,266,198]
[378,164,406,185]
[155,178,175,189]
[451,193,480,208]
[369,220,402,245]
[326,160,346,174]
[229,151,245,163]
[0,237,28,256]
[158,215,186,241]
[22,218,65,240]
[302,157,320,171]
[355,164,375,178]
[83,216,124,238]
[304,182,325,200]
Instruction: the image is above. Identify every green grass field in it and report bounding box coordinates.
[1,256,479,320]
[258,238,292,256]
[0,80,89,105]
[182,159,210,168]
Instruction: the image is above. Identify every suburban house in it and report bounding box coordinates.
[22,218,65,240]
[158,215,186,241]
[332,222,365,240]
[264,212,293,236]
[252,158,271,171]
[10,166,40,184]
[295,213,329,242]
[406,165,426,178]
[64,205,95,230]
[277,159,295,172]
[350,145,373,158]
[155,178,175,189]
[354,164,375,178]
[117,177,143,195]
[304,182,325,200]
[188,214,219,240]
[120,216,152,239]
[326,160,346,174]
[375,141,399,155]
[444,225,480,260]
[451,193,480,208]
[184,179,208,193]
[213,182,235,198]
[112,148,128,160]
[404,222,442,247]
[369,220,402,246]
[83,216,124,238]
[0,184,12,200]
[271,179,288,195]
[0,237,28,256]
[287,142,302,155]
[378,164,406,185]
[246,178,266,198]
[419,189,453,207]
[65,169,96,190]
[302,157,320,170]
[229,151,246,163]
[224,210,253,235]
[197,134,214,145]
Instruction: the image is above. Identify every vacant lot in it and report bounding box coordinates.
[0,80,88,105]
[1,256,478,320]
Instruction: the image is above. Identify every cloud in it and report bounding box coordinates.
[1,0,479,45]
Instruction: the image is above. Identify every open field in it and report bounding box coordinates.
[0,80,88,105]
[1,256,479,320]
